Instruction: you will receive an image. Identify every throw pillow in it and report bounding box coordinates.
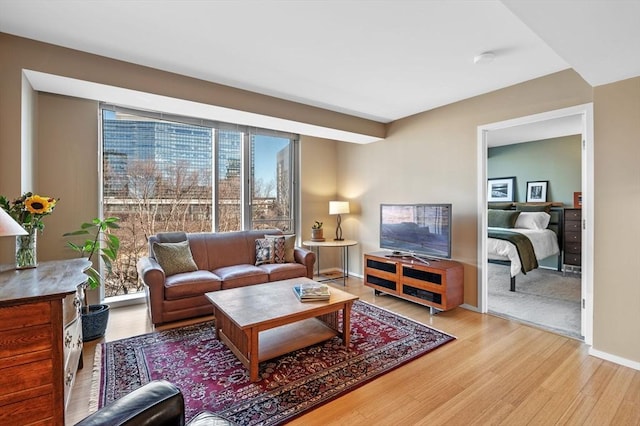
[255,238,275,265]
[265,234,296,263]
[488,209,521,228]
[152,240,198,276]
[265,235,286,263]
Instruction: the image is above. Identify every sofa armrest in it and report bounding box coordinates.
[137,256,167,325]
[75,380,185,426]
[294,247,316,279]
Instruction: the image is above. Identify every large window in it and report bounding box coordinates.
[101,106,298,298]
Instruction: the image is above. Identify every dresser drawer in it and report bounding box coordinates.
[63,317,83,408]
[0,393,54,424]
[0,358,54,397]
[564,253,581,266]
[0,324,53,364]
[564,242,581,254]
[564,221,581,233]
[0,302,50,331]
[565,209,582,221]
[62,289,82,326]
[565,231,581,243]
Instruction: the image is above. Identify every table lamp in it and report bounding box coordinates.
[0,207,27,237]
[329,201,350,241]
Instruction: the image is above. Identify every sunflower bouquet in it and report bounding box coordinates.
[1,192,58,268]
[0,192,58,232]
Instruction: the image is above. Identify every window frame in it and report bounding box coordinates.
[99,104,299,301]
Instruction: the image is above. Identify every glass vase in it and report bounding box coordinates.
[16,227,37,269]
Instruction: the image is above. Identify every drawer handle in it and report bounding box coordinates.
[73,297,82,309]
[77,336,83,348]
[65,331,73,348]
[65,370,74,387]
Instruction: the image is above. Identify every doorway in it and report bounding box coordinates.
[477,104,593,345]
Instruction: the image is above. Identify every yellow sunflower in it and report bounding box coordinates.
[25,194,54,214]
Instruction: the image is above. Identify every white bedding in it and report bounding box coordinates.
[488,227,560,277]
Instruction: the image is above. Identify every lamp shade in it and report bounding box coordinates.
[329,201,350,215]
[0,208,28,237]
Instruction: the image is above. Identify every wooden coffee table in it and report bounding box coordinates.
[205,277,359,382]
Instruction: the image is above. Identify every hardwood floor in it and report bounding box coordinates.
[67,277,640,425]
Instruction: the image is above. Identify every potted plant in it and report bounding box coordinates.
[311,220,324,241]
[64,217,120,341]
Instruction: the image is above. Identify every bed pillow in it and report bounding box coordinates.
[152,240,198,276]
[515,212,551,230]
[255,238,275,265]
[488,210,521,228]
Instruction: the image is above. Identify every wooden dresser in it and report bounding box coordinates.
[0,258,90,425]
[563,208,582,272]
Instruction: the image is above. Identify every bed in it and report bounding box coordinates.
[487,207,562,291]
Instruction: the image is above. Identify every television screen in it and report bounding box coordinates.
[380,203,452,259]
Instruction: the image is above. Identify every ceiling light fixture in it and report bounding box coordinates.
[473,51,496,65]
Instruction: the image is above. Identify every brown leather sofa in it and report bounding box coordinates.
[137,229,315,325]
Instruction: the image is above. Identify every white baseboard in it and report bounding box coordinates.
[460,303,480,312]
[589,347,640,371]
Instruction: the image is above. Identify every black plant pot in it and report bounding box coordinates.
[82,304,110,342]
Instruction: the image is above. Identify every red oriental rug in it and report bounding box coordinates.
[91,301,454,425]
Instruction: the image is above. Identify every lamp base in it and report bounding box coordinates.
[333,238,344,241]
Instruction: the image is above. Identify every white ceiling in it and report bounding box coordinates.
[1,0,639,142]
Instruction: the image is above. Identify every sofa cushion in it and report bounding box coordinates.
[164,270,222,300]
[214,264,269,289]
[153,240,198,276]
[255,238,275,265]
[258,262,308,282]
[265,234,296,263]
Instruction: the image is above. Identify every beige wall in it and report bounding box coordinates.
[299,136,341,271]
[0,33,380,262]
[593,77,640,362]
[36,93,100,261]
[340,72,640,364]
[341,70,593,307]
[1,33,639,364]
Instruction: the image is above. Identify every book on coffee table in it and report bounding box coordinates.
[293,282,330,301]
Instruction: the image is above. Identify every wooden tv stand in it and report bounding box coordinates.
[364,252,463,313]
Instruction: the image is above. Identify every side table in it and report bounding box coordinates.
[302,239,358,285]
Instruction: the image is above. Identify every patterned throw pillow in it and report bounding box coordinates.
[152,240,198,276]
[265,234,296,263]
[266,235,286,264]
[255,238,275,265]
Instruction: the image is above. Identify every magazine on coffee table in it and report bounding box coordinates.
[293,282,330,301]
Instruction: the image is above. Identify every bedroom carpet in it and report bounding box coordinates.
[487,263,582,339]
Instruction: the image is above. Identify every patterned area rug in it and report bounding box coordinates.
[92,301,454,425]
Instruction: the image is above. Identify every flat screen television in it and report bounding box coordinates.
[380,203,452,259]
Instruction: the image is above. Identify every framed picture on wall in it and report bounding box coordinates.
[526,180,548,202]
[488,177,515,202]
[574,191,582,208]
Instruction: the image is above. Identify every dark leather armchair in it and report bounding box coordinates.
[75,380,236,426]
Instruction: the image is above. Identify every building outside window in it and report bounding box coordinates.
[101,106,298,299]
